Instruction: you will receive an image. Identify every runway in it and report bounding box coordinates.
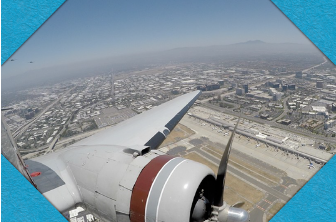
[162,115,314,221]
[195,148,290,202]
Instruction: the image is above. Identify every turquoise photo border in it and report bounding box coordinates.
[1,0,336,221]
[272,0,336,65]
[1,1,68,221]
[270,0,336,220]
[1,0,66,64]
[1,156,68,221]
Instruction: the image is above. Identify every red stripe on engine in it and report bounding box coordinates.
[130,155,175,222]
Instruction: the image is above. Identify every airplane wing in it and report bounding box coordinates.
[22,90,204,219]
[20,90,249,222]
[73,90,201,151]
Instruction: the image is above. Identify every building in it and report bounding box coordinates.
[278,119,291,125]
[171,89,180,95]
[269,88,277,96]
[272,83,280,88]
[236,88,245,96]
[276,79,284,85]
[24,111,34,120]
[312,106,328,116]
[196,85,207,91]
[319,144,326,150]
[243,84,249,93]
[273,93,283,101]
[288,84,296,90]
[316,81,324,88]
[296,71,303,78]
[260,113,270,119]
[324,119,336,129]
[312,106,327,113]
[332,103,336,112]
[267,82,280,88]
[206,83,220,91]
[282,84,288,91]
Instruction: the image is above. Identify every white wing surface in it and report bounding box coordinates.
[73,91,201,151]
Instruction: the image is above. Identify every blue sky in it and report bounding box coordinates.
[2,0,312,78]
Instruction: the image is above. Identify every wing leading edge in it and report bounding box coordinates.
[73,90,201,151]
[23,91,202,219]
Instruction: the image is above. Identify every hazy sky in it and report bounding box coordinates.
[2,0,312,78]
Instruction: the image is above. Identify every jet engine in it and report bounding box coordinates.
[130,155,215,222]
[117,115,249,222]
[23,113,248,222]
[129,152,249,222]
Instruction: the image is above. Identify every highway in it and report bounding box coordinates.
[13,87,75,139]
[273,95,290,122]
[302,56,328,72]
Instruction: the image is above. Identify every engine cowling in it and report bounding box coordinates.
[130,155,215,222]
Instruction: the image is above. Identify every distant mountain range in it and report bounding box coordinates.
[158,40,320,59]
[235,40,266,45]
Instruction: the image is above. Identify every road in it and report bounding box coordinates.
[273,96,290,122]
[44,124,67,154]
[13,87,75,139]
[302,56,328,72]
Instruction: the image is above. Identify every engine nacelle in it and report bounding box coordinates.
[130,155,215,222]
[35,145,216,222]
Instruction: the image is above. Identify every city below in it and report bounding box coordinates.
[2,55,336,221]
